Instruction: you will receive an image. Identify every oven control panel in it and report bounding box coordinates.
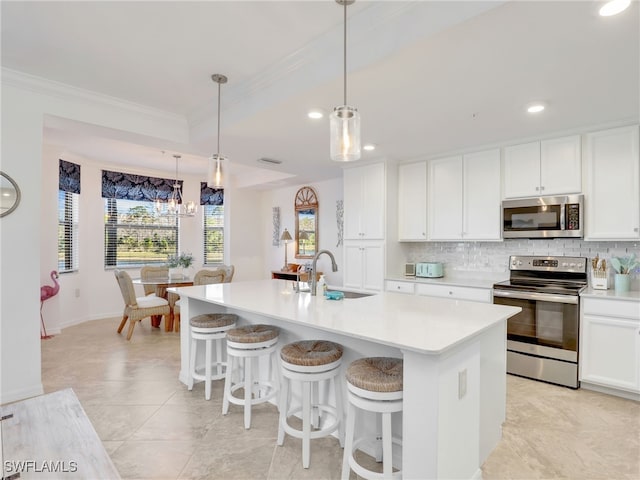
[509,255,587,273]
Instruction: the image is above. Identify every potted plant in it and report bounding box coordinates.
[167,252,194,278]
[610,254,639,293]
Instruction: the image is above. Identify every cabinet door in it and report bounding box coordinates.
[361,163,385,239]
[463,149,501,240]
[343,167,362,240]
[585,125,640,240]
[580,314,640,393]
[362,243,384,291]
[428,156,463,240]
[398,162,427,241]
[503,142,540,198]
[540,135,582,195]
[343,243,364,290]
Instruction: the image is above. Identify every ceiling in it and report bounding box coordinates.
[2,0,639,188]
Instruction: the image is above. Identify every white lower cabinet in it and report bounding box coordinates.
[343,242,384,292]
[415,284,491,303]
[385,280,416,294]
[580,297,640,397]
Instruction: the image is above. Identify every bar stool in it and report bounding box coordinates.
[222,324,280,429]
[277,340,345,469]
[342,357,403,480]
[188,313,238,400]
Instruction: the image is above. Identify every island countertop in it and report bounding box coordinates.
[172,279,521,355]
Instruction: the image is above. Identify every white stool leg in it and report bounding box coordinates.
[205,337,212,400]
[188,337,197,391]
[244,354,253,429]
[342,401,356,480]
[216,337,223,378]
[334,376,345,448]
[222,350,233,415]
[302,380,312,469]
[272,350,280,411]
[375,414,383,462]
[382,411,393,480]
[277,375,289,446]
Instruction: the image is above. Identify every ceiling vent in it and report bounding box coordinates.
[257,157,283,165]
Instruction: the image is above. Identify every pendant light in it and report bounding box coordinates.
[208,74,228,188]
[155,153,197,217]
[330,0,361,162]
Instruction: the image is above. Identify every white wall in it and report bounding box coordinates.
[260,178,344,286]
[1,76,189,404]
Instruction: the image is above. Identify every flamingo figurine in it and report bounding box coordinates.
[40,270,59,339]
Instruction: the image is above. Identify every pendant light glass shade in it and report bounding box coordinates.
[208,74,228,188]
[330,105,361,162]
[208,154,226,189]
[330,0,361,162]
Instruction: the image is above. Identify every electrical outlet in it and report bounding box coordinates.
[75,288,80,298]
[458,369,467,399]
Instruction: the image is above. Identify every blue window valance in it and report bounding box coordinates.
[101,169,182,202]
[200,183,224,206]
[59,159,81,194]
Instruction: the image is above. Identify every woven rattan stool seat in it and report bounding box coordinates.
[189,313,238,329]
[346,357,403,393]
[280,340,343,367]
[227,324,279,344]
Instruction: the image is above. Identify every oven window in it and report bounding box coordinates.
[504,205,561,231]
[494,297,578,351]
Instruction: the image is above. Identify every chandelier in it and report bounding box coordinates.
[155,154,197,218]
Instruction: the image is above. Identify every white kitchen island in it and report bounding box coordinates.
[172,279,521,479]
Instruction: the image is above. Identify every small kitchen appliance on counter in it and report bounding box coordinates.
[416,262,444,278]
[404,263,416,276]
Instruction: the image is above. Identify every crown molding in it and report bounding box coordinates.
[2,67,186,126]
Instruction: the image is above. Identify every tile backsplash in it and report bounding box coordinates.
[404,239,640,279]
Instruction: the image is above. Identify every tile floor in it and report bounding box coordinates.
[40,318,640,480]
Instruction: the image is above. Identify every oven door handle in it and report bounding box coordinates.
[493,289,579,304]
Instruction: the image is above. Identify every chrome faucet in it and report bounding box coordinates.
[310,249,338,295]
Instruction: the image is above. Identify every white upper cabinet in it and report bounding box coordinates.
[428,149,501,241]
[429,156,463,240]
[503,135,581,198]
[463,149,502,240]
[398,161,427,241]
[584,125,640,240]
[344,162,385,240]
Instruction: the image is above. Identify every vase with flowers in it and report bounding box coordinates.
[167,252,194,279]
[610,254,638,293]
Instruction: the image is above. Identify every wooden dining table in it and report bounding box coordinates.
[132,276,194,330]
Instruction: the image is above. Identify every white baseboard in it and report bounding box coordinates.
[581,382,640,401]
[0,383,44,405]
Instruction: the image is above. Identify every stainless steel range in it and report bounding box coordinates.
[493,255,588,388]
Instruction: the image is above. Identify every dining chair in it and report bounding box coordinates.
[114,269,171,341]
[172,268,226,333]
[140,265,169,296]
[220,264,235,282]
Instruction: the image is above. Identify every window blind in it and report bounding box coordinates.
[203,205,224,265]
[58,190,79,273]
[104,198,178,268]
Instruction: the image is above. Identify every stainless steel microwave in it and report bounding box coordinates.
[502,194,583,239]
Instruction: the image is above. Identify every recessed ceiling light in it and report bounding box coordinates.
[363,144,376,151]
[599,0,630,16]
[527,103,545,114]
[257,157,283,165]
[307,109,324,119]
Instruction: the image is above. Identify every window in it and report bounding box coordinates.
[58,190,79,273]
[104,199,178,267]
[204,204,224,265]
